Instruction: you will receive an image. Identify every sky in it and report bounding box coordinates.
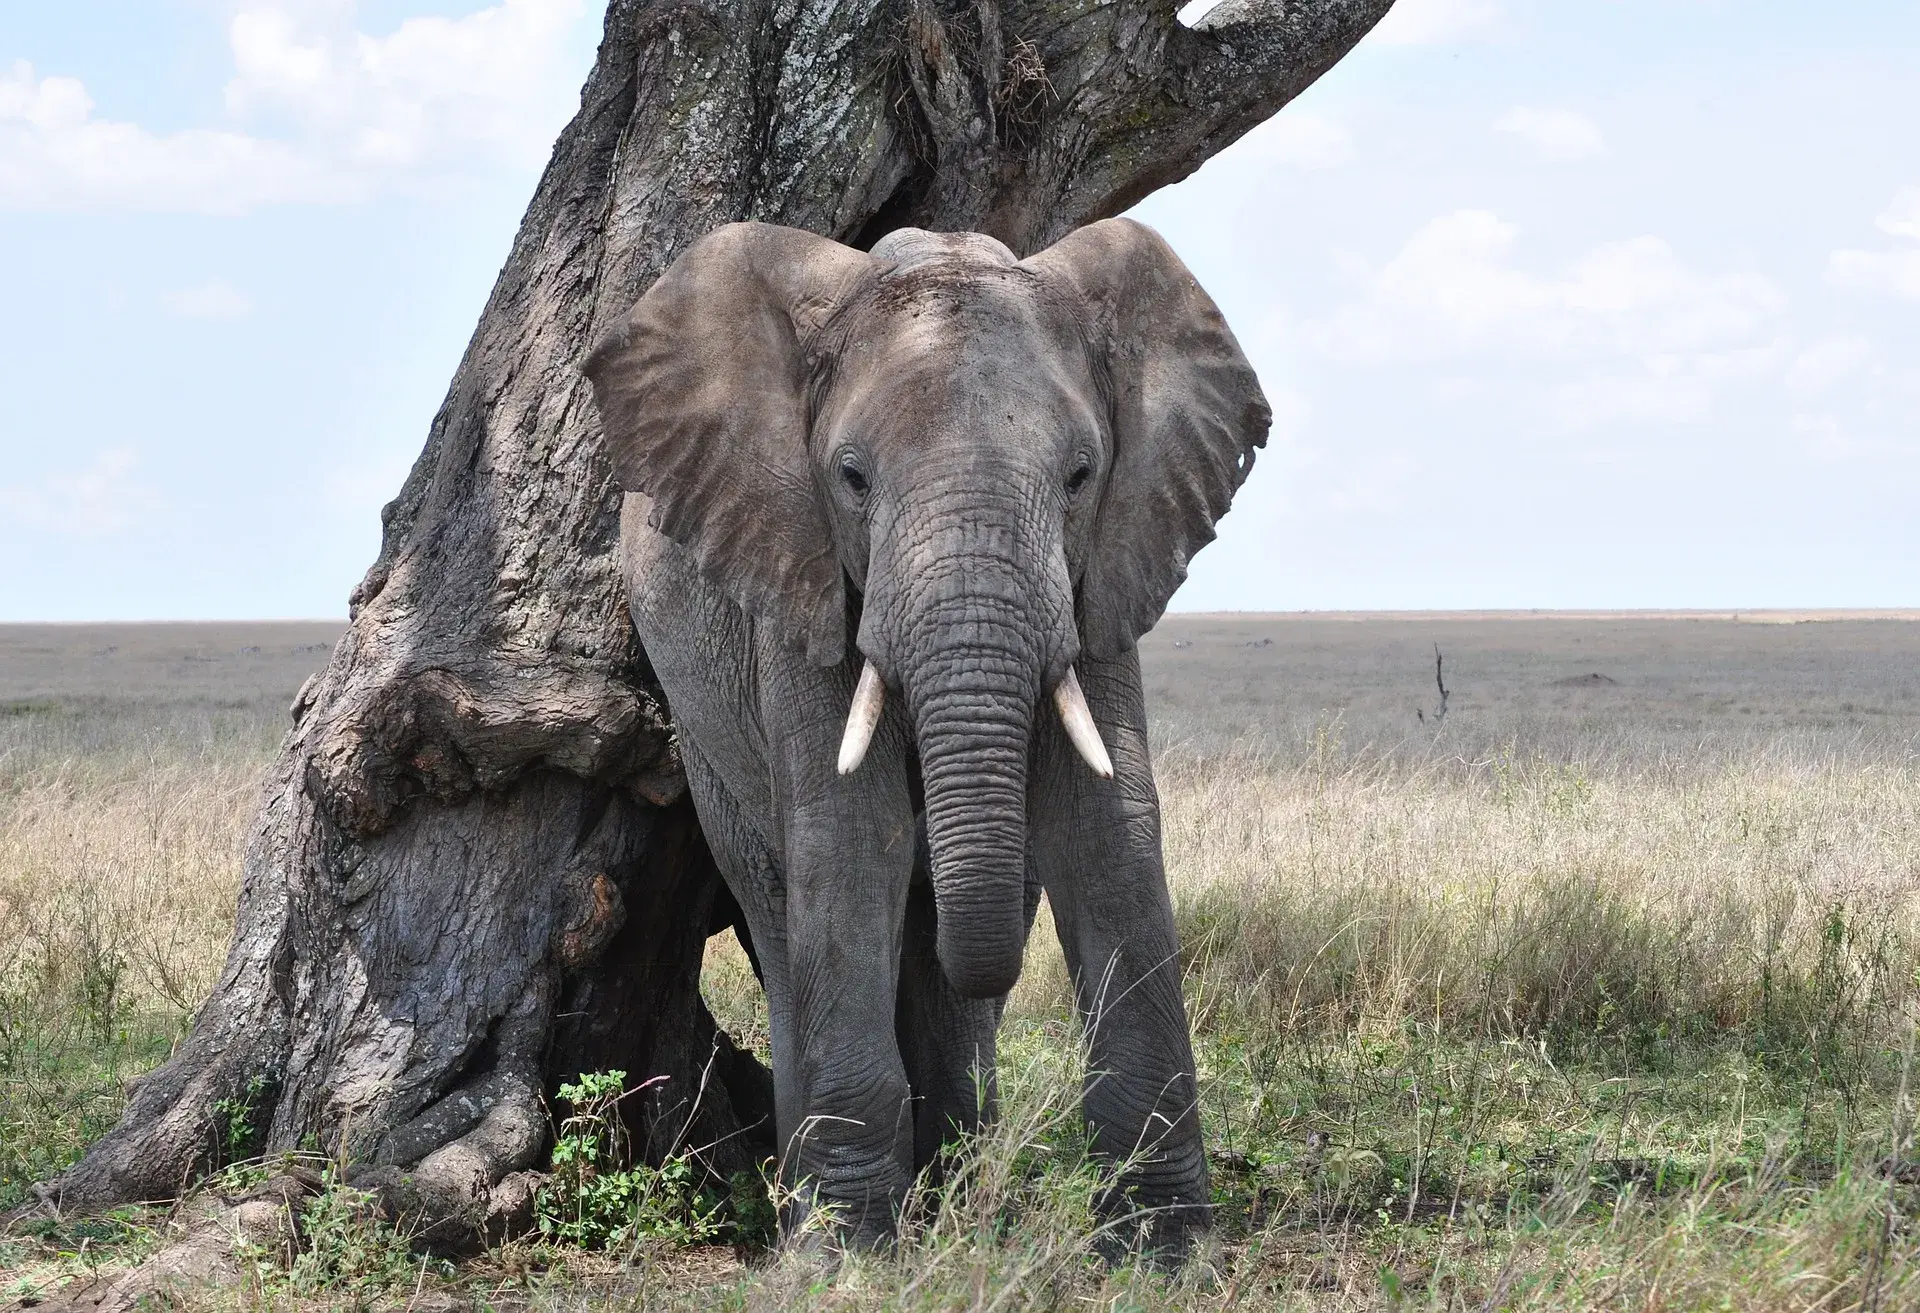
[1,0,1915,621]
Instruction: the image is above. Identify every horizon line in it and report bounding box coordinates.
[4,607,1919,627]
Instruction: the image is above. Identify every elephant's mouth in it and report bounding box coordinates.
[833,658,1112,780]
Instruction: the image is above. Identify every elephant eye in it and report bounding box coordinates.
[1065,457,1095,498]
[839,453,870,498]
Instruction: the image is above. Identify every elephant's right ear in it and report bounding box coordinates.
[585,223,887,667]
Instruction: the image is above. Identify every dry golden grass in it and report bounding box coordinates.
[0,743,261,1205]
[1,755,250,1021]
[1154,747,1919,1044]
[0,622,334,1207]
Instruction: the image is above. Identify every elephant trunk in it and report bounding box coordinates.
[906,628,1039,999]
[857,477,1082,1000]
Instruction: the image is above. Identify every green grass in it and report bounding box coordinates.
[7,969,1918,1308]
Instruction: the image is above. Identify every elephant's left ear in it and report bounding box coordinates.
[585,223,889,667]
[1025,218,1271,660]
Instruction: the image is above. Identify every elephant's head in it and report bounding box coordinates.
[586,219,1269,998]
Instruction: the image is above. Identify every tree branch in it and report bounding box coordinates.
[1189,0,1396,118]
[1042,0,1397,239]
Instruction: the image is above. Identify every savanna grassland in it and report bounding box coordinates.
[4,613,1919,1310]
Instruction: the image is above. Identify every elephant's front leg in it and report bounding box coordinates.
[1028,649,1210,1259]
[780,799,918,1244]
[771,668,921,1247]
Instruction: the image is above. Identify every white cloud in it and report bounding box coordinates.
[1326,210,1785,363]
[0,60,338,212]
[1369,0,1500,46]
[224,0,586,168]
[0,447,163,536]
[1231,113,1355,170]
[1494,107,1606,161]
[1550,357,1773,430]
[1367,209,1544,336]
[1829,248,1920,298]
[0,0,589,214]
[1785,337,1875,399]
[1874,186,1920,240]
[163,278,256,320]
[1829,187,1920,299]
[1311,211,1791,433]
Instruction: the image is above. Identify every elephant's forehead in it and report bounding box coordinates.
[823,273,1098,453]
[845,261,1072,359]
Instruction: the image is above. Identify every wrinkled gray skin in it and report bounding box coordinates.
[585,218,1270,1256]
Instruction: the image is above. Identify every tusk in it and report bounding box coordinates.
[1053,667,1114,779]
[837,660,886,775]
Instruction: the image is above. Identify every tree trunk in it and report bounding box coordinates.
[41,0,1393,1246]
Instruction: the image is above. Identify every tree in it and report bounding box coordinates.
[43,0,1394,1244]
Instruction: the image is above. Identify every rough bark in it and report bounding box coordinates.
[39,0,1394,1244]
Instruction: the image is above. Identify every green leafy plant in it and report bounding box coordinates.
[271,1163,433,1298]
[535,1069,742,1250]
[210,1073,271,1168]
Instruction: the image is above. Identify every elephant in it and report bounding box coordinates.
[583,217,1270,1256]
